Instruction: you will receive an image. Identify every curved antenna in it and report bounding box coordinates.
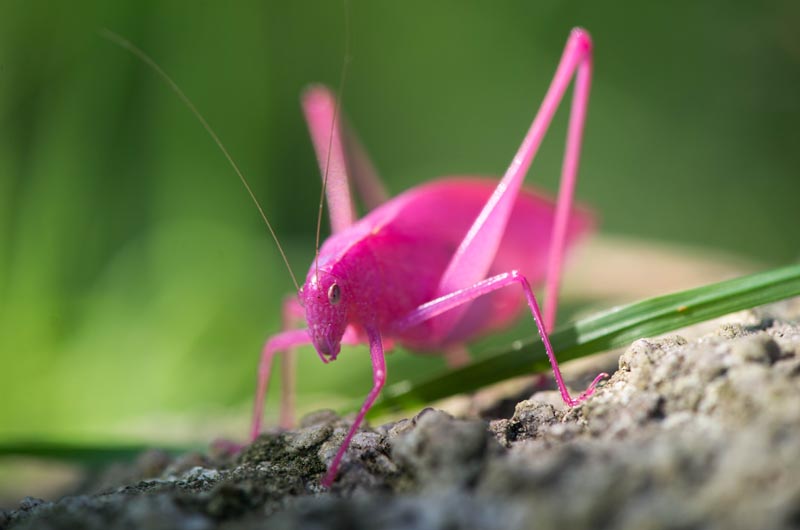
[314,0,351,278]
[99,29,300,292]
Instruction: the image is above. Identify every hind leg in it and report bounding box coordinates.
[303,86,389,233]
[433,29,594,338]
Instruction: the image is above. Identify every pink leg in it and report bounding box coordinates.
[433,29,594,337]
[278,297,306,429]
[341,116,389,210]
[543,31,593,331]
[321,326,386,487]
[279,350,296,429]
[396,270,608,407]
[251,324,365,440]
[303,86,388,218]
[303,86,356,233]
[250,329,312,441]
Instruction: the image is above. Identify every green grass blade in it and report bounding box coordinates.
[0,441,196,468]
[5,266,797,464]
[369,264,800,416]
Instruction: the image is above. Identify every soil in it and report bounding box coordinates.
[2,301,799,530]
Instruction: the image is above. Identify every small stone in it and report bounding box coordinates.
[391,409,496,489]
[299,409,339,428]
[181,466,221,484]
[287,422,333,452]
[504,399,559,443]
[164,452,211,478]
[18,497,48,511]
[729,333,780,365]
[489,419,510,447]
[350,431,382,451]
[715,323,748,340]
[619,337,685,390]
[411,407,444,424]
[527,390,569,412]
[385,418,415,439]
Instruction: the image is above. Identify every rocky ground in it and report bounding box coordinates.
[3,301,800,530]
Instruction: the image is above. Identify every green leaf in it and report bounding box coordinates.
[367,264,800,416]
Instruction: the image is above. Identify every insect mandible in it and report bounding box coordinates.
[250,28,608,487]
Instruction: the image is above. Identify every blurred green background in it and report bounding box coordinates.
[1,0,798,446]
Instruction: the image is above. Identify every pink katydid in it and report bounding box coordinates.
[102,26,608,488]
[251,28,608,487]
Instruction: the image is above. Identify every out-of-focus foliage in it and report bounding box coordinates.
[1,0,798,443]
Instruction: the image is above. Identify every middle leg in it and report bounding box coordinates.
[396,270,607,406]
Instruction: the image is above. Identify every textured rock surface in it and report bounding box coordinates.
[3,304,800,530]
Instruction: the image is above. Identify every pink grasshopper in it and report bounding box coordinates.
[251,28,608,487]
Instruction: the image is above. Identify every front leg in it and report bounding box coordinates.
[250,328,312,441]
[321,326,386,487]
[396,270,607,406]
[250,322,364,440]
[278,296,306,429]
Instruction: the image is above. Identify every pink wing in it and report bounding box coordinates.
[349,177,594,348]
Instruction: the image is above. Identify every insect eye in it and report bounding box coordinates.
[327,283,341,306]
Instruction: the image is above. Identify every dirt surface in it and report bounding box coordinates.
[3,301,800,530]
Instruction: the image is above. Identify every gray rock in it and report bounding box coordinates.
[4,306,800,530]
[391,408,500,490]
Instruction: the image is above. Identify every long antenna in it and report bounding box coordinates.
[100,29,300,292]
[314,0,351,278]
